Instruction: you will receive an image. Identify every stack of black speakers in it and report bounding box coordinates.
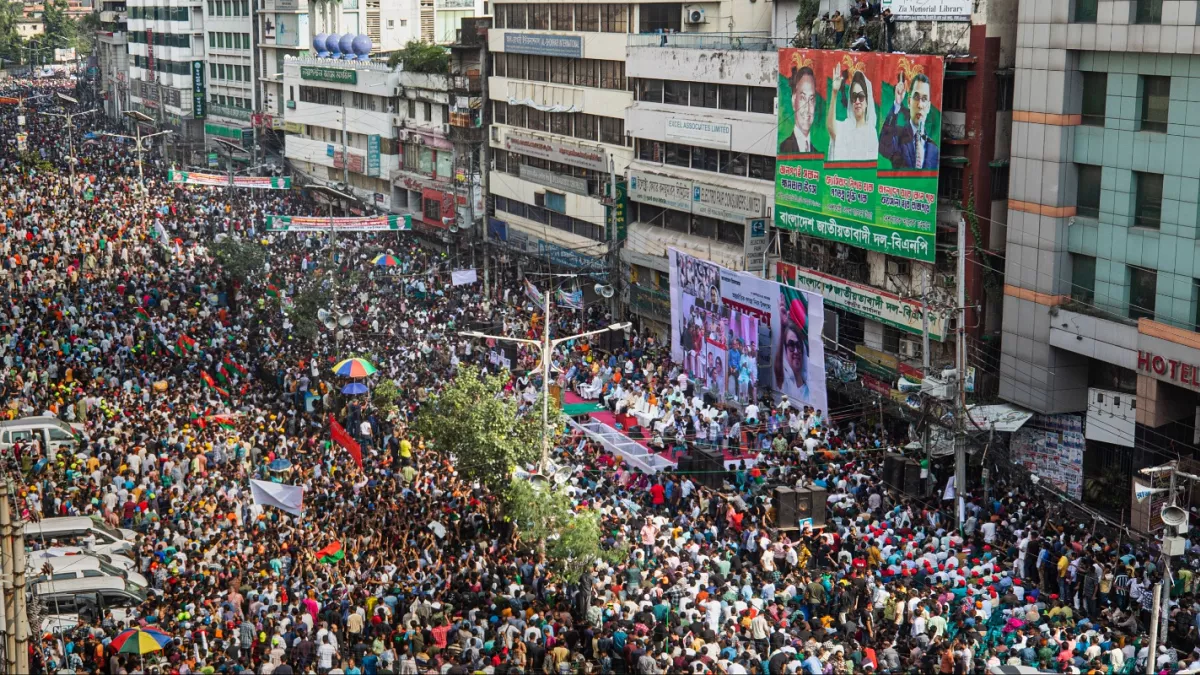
[883,452,924,497]
[773,485,828,530]
[676,447,728,489]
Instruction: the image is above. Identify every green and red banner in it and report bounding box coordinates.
[168,170,292,190]
[775,49,944,262]
[266,214,413,233]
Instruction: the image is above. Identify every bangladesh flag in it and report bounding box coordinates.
[315,541,344,564]
[134,307,150,322]
[200,371,230,398]
[211,416,236,431]
[178,334,197,353]
[265,285,281,299]
[224,354,248,376]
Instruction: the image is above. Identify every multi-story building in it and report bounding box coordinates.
[202,0,256,152]
[1000,0,1200,498]
[258,0,309,133]
[126,0,206,155]
[622,32,779,336]
[95,0,129,119]
[281,56,413,214]
[485,0,641,286]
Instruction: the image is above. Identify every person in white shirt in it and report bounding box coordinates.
[316,635,338,672]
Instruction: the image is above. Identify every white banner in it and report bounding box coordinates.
[1134,480,1166,503]
[665,118,732,147]
[249,479,304,516]
[880,0,971,20]
[451,269,478,286]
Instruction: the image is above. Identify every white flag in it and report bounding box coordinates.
[249,478,304,516]
[1134,480,1165,503]
[451,269,478,286]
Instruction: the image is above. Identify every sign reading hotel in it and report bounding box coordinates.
[1137,348,1200,393]
[300,65,357,85]
[774,49,944,262]
[503,32,583,58]
[777,261,947,340]
[504,131,606,172]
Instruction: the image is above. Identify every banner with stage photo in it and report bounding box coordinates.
[669,248,827,412]
[168,170,292,189]
[265,214,413,232]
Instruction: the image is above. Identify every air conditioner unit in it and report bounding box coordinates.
[441,123,450,135]
[887,260,911,276]
[490,126,499,142]
[899,338,922,360]
[534,191,546,207]
[684,6,706,23]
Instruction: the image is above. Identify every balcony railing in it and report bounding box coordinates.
[449,74,482,94]
[627,32,782,52]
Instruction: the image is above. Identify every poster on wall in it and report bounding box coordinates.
[669,248,828,412]
[775,49,944,262]
[1009,414,1085,500]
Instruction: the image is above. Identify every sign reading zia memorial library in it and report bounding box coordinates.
[774,49,945,263]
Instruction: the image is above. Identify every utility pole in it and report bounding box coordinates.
[608,155,620,321]
[341,101,349,190]
[39,93,95,195]
[105,110,170,189]
[920,274,933,482]
[479,37,490,301]
[8,483,26,675]
[954,217,967,529]
[1,480,13,675]
[1147,581,1162,674]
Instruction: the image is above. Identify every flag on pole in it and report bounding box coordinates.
[177,334,197,352]
[224,354,249,376]
[200,371,230,398]
[451,269,478,286]
[134,307,151,322]
[328,414,363,470]
[249,479,304,517]
[315,541,345,564]
[211,416,237,431]
[265,285,281,299]
[524,279,544,306]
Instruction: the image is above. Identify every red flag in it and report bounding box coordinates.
[329,415,363,470]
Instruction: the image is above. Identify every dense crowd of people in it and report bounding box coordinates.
[3,76,1200,675]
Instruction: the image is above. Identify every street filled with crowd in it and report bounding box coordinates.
[5,76,1200,675]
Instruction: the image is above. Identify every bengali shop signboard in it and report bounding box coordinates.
[774,49,944,262]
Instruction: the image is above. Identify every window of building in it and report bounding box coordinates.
[664,80,688,105]
[575,113,597,140]
[1140,75,1170,132]
[526,55,547,82]
[882,326,903,355]
[639,2,681,32]
[638,78,663,103]
[574,59,597,87]
[996,73,1015,111]
[690,82,717,108]
[550,57,571,84]
[938,167,963,202]
[718,84,745,112]
[529,3,549,28]
[600,61,624,90]
[1071,254,1096,305]
[1076,164,1102,218]
[599,117,623,145]
[1135,0,1162,23]
[1074,0,1098,21]
[749,155,775,180]
[749,87,774,114]
[551,113,572,136]
[408,99,416,118]
[1129,266,1157,320]
[943,80,967,113]
[507,4,527,28]
[576,3,598,30]
[693,146,717,172]
[991,164,1010,200]
[423,197,442,223]
[1080,71,1107,126]
[551,4,572,29]
[1134,171,1163,228]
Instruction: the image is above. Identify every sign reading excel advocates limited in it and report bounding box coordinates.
[300,65,357,85]
[776,261,947,340]
[665,118,732,148]
[192,61,206,119]
[775,49,944,262]
[503,32,583,58]
[880,0,972,20]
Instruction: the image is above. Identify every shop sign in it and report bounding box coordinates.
[855,345,898,382]
[519,164,588,195]
[503,131,606,172]
[777,261,946,341]
[300,65,357,85]
[503,32,583,58]
[665,118,731,147]
[1137,348,1200,392]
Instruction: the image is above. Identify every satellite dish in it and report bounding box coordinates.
[1163,505,1189,529]
[595,284,614,299]
[337,315,353,328]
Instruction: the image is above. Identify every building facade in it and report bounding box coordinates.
[126,0,206,151]
[1001,0,1200,491]
[95,0,130,119]
[202,0,257,151]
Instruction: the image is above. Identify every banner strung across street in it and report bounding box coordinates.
[168,170,292,190]
[669,249,827,412]
[774,49,944,262]
[266,214,413,232]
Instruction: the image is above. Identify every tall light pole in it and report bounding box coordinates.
[213,137,248,188]
[461,292,630,474]
[308,184,355,354]
[38,92,95,193]
[103,110,170,186]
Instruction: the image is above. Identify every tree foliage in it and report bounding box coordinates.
[372,378,401,415]
[0,2,23,67]
[211,237,268,281]
[413,367,546,489]
[386,41,449,74]
[505,480,628,583]
[41,0,75,46]
[286,283,330,342]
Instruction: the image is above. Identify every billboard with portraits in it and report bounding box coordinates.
[775,48,944,263]
[669,249,828,413]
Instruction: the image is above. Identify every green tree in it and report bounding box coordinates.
[211,236,268,281]
[386,41,448,74]
[413,367,554,489]
[74,12,99,56]
[286,284,331,342]
[0,2,23,67]
[41,0,75,47]
[372,378,401,416]
[505,480,628,583]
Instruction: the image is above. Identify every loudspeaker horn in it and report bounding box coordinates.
[1162,504,1189,529]
[595,284,614,299]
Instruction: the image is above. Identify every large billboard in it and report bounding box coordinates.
[775,49,944,262]
[670,249,828,413]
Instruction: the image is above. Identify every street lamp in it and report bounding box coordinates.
[103,111,170,185]
[460,290,630,476]
[39,94,95,192]
[212,137,249,187]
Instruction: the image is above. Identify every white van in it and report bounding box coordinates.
[28,546,138,574]
[0,417,81,453]
[25,516,137,555]
[28,552,150,589]
[35,576,147,633]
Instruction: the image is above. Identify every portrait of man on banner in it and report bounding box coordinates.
[879,58,940,170]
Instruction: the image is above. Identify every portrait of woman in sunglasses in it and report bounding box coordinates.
[826,64,878,162]
[773,291,812,404]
